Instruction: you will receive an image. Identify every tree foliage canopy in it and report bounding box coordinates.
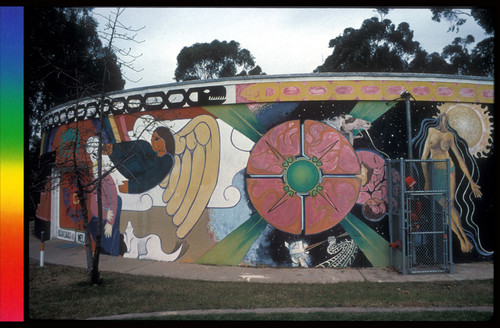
[28,8,125,105]
[315,9,494,77]
[316,17,420,73]
[174,40,264,81]
[27,8,135,285]
[27,7,126,227]
[27,7,125,150]
[430,8,494,34]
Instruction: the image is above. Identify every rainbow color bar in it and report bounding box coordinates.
[0,7,24,322]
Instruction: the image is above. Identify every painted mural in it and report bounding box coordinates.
[37,75,494,268]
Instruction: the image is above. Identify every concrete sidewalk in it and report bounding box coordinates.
[28,230,494,284]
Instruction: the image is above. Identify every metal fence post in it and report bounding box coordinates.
[40,231,45,267]
[446,158,453,273]
[400,158,406,275]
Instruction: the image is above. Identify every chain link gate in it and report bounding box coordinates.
[387,159,453,274]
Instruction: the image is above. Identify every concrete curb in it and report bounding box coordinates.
[87,306,494,320]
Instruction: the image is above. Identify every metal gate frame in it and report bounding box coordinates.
[387,159,453,275]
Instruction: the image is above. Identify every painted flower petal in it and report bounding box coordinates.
[303,120,360,174]
[247,120,301,175]
[305,177,360,234]
[246,178,302,234]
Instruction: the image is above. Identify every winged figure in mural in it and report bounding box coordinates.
[104,114,220,240]
[104,126,175,194]
[158,115,220,239]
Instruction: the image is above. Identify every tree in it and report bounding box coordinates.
[29,7,144,285]
[441,35,476,75]
[408,48,455,75]
[430,8,494,76]
[314,9,494,77]
[430,8,495,34]
[27,7,126,229]
[469,36,494,76]
[27,7,125,152]
[314,17,420,73]
[94,8,145,84]
[78,8,143,285]
[174,40,264,82]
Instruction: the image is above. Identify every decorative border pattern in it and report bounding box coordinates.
[42,74,494,131]
[235,80,494,104]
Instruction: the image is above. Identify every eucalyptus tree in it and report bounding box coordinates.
[174,39,264,82]
[430,8,494,34]
[314,8,494,77]
[314,17,420,73]
[431,8,494,77]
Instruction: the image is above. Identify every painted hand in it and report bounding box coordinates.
[104,222,113,238]
[106,209,114,222]
[471,182,482,198]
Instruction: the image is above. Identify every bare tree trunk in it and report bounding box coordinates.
[92,101,105,285]
[75,176,96,283]
[65,8,142,285]
[72,74,102,285]
[87,9,121,287]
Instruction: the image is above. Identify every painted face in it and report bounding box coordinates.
[363,198,386,221]
[366,199,381,214]
[151,131,166,154]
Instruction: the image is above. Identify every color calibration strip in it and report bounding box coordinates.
[0,7,24,322]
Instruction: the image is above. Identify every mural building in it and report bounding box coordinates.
[35,73,494,268]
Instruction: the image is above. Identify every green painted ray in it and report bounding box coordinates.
[203,104,267,142]
[343,101,398,266]
[196,213,268,266]
[349,101,397,136]
[201,101,398,267]
[340,213,390,267]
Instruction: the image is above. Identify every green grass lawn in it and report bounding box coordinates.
[28,262,493,321]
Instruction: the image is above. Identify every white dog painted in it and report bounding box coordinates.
[123,221,182,262]
[323,114,371,144]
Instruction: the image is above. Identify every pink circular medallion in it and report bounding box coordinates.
[246,120,361,235]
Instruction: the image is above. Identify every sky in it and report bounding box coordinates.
[91,7,488,89]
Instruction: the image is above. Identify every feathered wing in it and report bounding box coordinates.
[159,115,220,239]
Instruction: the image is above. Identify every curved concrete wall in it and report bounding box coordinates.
[36,73,494,267]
